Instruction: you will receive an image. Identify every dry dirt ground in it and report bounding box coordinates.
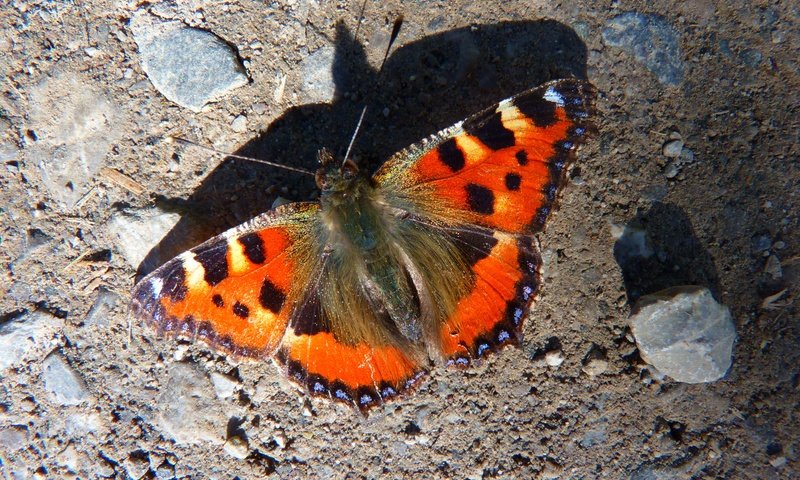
[1,0,798,478]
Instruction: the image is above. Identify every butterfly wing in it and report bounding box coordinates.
[373,79,596,364]
[375,79,595,235]
[130,203,319,358]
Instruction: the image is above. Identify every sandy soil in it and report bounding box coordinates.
[0,0,798,478]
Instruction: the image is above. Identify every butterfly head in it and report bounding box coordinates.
[315,148,365,199]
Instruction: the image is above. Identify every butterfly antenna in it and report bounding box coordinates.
[353,0,369,42]
[341,15,404,167]
[167,136,315,176]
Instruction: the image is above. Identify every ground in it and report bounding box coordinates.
[0,0,798,479]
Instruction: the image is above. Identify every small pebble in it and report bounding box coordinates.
[545,350,564,367]
[663,139,684,158]
[209,372,239,399]
[769,456,787,468]
[230,114,247,133]
[664,162,680,179]
[763,255,782,278]
[252,102,267,115]
[123,453,150,480]
[224,435,249,460]
[582,359,608,377]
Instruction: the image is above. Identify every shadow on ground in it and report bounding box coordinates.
[613,202,721,304]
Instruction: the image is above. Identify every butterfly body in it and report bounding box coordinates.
[131,79,596,411]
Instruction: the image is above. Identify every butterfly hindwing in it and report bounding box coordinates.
[130,203,319,358]
[437,226,541,364]
[275,260,428,411]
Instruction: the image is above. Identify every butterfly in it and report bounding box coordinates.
[131,78,596,412]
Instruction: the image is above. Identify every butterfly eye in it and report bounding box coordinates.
[341,158,359,179]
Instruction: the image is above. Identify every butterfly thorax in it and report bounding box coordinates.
[313,151,437,345]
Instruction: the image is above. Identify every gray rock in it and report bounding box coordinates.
[65,412,104,436]
[123,452,150,480]
[579,424,607,448]
[131,13,249,112]
[42,352,91,406]
[27,71,122,209]
[662,139,684,158]
[0,426,29,451]
[603,13,684,86]
[301,45,336,103]
[750,233,772,253]
[155,362,228,445]
[223,435,249,459]
[611,224,654,261]
[209,371,239,399]
[230,114,248,133]
[629,286,735,383]
[0,311,63,370]
[84,288,120,327]
[763,255,782,279]
[106,207,181,268]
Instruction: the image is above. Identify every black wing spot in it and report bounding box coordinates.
[465,111,516,150]
[515,149,529,166]
[238,232,266,264]
[465,184,495,215]
[505,173,522,191]
[194,240,229,286]
[516,94,557,128]
[438,138,465,172]
[259,278,286,314]
[232,301,250,318]
[212,294,225,307]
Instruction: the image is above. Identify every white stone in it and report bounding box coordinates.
[582,358,608,376]
[42,352,91,406]
[629,286,736,383]
[210,371,239,399]
[545,350,564,367]
[106,208,181,268]
[224,435,249,459]
[0,311,63,370]
[230,114,247,133]
[155,362,228,445]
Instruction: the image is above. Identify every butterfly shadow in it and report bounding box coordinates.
[136,19,591,280]
[613,202,722,304]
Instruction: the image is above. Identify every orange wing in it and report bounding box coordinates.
[375,79,596,364]
[375,78,595,235]
[130,203,319,358]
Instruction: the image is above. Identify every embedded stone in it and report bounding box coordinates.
[629,286,735,383]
